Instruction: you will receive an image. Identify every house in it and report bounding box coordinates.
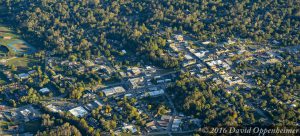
[172,118,182,131]
[82,93,96,99]
[157,80,165,84]
[227,39,236,45]
[182,59,196,67]
[69,106,88,117]
[184,54,194,60]
[7,125,19,132]
[130,67,141,76]
[3,36,12,40]
[164,79,171,82]
[99,65,112,74]
[174,35,184,42]
[119,71,127,78]
[202,41,211,45]
[18,73,29,79]
[28,70,36,75]
[161,115,172,121]
[194,51,208,59]
[39,88,50,94]
[46,104,61,113]
[146,121,155,128]
[122,124,137,133]
[83,60,95,66]
[146,121,157,131]
[20,109,32,122]
[3,71,13,81]
[157,120,169,128]
[94,100,103,107]
[169,44,180,52]
[20,109,31,117]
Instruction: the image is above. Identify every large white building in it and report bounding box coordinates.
[102,86,126,96]
[69,106,88,117]
[147,89,165,97]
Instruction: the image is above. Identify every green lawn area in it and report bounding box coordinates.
[0,79,6,85]
[0,26,10,32]
[6,57,37,68]
[0,24,36,55]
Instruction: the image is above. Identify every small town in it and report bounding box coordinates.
[1,29,299,135]
[0,1,299,136]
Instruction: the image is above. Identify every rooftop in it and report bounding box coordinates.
[69,106,88,117]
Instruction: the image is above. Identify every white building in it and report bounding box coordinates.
[122,124,137,133]
[172,118,182,131]
[18,73,29,79]
[102,86,126,96]
[184,54,194,60]
[147,89,165,97]
[69,106,88,117]
[39,88,50,93]
[202,41,211,45]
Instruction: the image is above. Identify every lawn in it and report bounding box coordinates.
[0,24,36,55]
[5,57,36,68]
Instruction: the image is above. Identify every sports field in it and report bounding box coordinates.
[0,25,36,55]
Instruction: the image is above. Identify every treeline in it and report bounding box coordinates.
[36,122,81,136]
[2,0,300,68]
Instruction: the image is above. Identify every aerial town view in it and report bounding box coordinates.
[0,0,299,136]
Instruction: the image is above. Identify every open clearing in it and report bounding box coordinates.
[0,25,36,55]
[5,57,32,67]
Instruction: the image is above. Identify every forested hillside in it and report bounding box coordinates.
[2,0,300,67]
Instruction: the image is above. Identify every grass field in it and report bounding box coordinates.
[0,25,36,55]
[5,57,36,67]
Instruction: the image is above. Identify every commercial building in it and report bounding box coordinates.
[69,106,88,117]
[102,86,126,96]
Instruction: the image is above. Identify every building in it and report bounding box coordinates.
[20,109,32,122]
[18,73,29,79]
[102,86,126,96]
[184,54,194,60]
[202,41,211,45]
[172,118,182,131]
[3,36,12,40]
[39,88,50,94]
[182,59,196,67]
[174,35,184,42]
[147,89,165,97]
[130,67,141,76]
[28,70,36,75]
[161,115,172,121]
[46,104,61,113]
[69,106,88,117]
[122,124,137,133]
[227,39,236,45]
[128,77,144,89]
